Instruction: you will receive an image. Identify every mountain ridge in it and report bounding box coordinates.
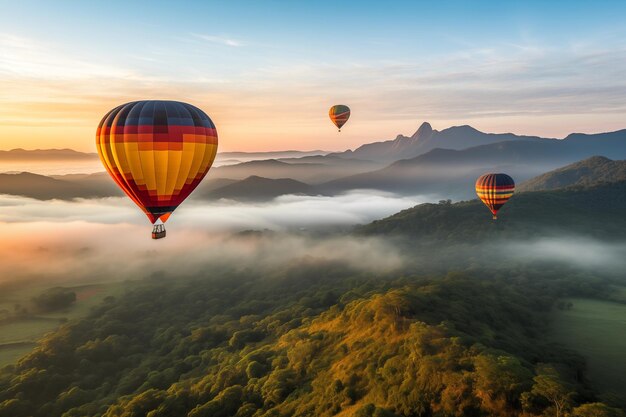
[358,179,626,241]
[518,156,626,192]
[332,122,555,163]
[0,148,99,160]
[322,129,626,198]
[0,172,97,200]
[207,176,321,201]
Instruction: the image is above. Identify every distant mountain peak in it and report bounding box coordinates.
[581,155,612,163]
[411,122,434,139]
[443,125,482,134]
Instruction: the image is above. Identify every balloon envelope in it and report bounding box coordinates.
[329,105,350,130]
[475,173,515,219]
[96,100,218,224]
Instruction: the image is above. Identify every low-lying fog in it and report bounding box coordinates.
[0,160,104,176]
[0,190,428,229]
[0,191,428,284]
[2,191,625,287]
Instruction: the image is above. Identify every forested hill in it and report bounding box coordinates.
[1,260,623,416]
[358,181,626,241]
[518,156,626,192]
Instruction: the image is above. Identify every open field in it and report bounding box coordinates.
[0,281,128,368]
[551,296,626,407]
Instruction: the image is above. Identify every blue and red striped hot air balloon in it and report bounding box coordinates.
[96,100,218,239]
[475,173,515,220]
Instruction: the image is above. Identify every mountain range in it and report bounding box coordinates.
[0,172,112,200]
[209,156,380,184]
[333,122,552,162]
[3,123,626,202]
[322,127,626,197]
[0,148,98,161]
[0,148,328,167]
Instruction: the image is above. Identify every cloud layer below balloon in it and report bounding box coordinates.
[0,191,425,284]
[2,191,625,288]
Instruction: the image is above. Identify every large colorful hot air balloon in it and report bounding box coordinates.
[475,173,515,220]
[329,105,350,131]
[96,100,218,239]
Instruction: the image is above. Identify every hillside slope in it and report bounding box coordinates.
[0,172,97,200]
[210,158,379,184]
[208,176,321,201]
[519,156,626,191]
[359,181,626,241]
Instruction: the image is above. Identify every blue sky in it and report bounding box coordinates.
[1,0,625,151]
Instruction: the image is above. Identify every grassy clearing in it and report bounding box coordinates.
[608,285,626,303]
[0,281,128,368]
[0,318,60,344]
[551,297,626,407]
[0,343,36,367]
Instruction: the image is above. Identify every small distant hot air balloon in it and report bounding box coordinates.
[96,100,218,239]
[475,173,515,220]
[329,105,350,132]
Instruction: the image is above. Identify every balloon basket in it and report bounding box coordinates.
[152,224,166,239]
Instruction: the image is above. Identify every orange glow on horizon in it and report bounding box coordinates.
[3,109,626,153]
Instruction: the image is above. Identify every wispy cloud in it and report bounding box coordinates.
[0,33,133,80]
[192,33,244,47]
[2,31,626,151]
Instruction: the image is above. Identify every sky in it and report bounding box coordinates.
[1,0,626,152]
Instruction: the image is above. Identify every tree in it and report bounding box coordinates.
[530,365,575,417]
[473,354,533,414]
[32,287,76,312]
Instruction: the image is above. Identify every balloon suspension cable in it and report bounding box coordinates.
[152,223,166,239]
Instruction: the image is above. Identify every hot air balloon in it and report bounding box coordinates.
[329,105,350,131]
[96,100,218,239]
[475,173,515,220]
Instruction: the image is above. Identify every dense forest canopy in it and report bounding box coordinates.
[0,249,624,416]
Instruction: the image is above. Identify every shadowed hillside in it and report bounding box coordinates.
[358,181,626,241]
[0,172,98,200]
[519,156,626,192]
[207,176,322,201]
[210,158,380,184]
